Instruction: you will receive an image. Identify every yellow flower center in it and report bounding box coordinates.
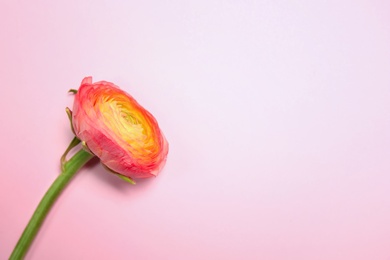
[93,90,158,162]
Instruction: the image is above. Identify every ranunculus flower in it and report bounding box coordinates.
[72,77,168,180]
[10,76,169,259]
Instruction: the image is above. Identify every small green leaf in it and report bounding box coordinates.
[101,164,136,185]
[60,137,81,171]
[81,141,93,154]
[117,175,136,185]
[65,107,72,120]
[65,107,76,135]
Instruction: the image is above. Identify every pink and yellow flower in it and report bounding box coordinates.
[72,77,168,179]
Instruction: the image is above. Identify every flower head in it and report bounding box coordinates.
[72,77,168,179]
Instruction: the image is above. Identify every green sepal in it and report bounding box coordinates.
[68,89,78,94]
[117,175,136,185]
[101,164,136,185]
[60,137,81,171]
[81,141,93,154]
[65,107,76,135]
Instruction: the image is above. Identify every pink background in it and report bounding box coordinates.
[1,1,390,259]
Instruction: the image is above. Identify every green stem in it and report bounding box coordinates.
[10,149,94,260]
